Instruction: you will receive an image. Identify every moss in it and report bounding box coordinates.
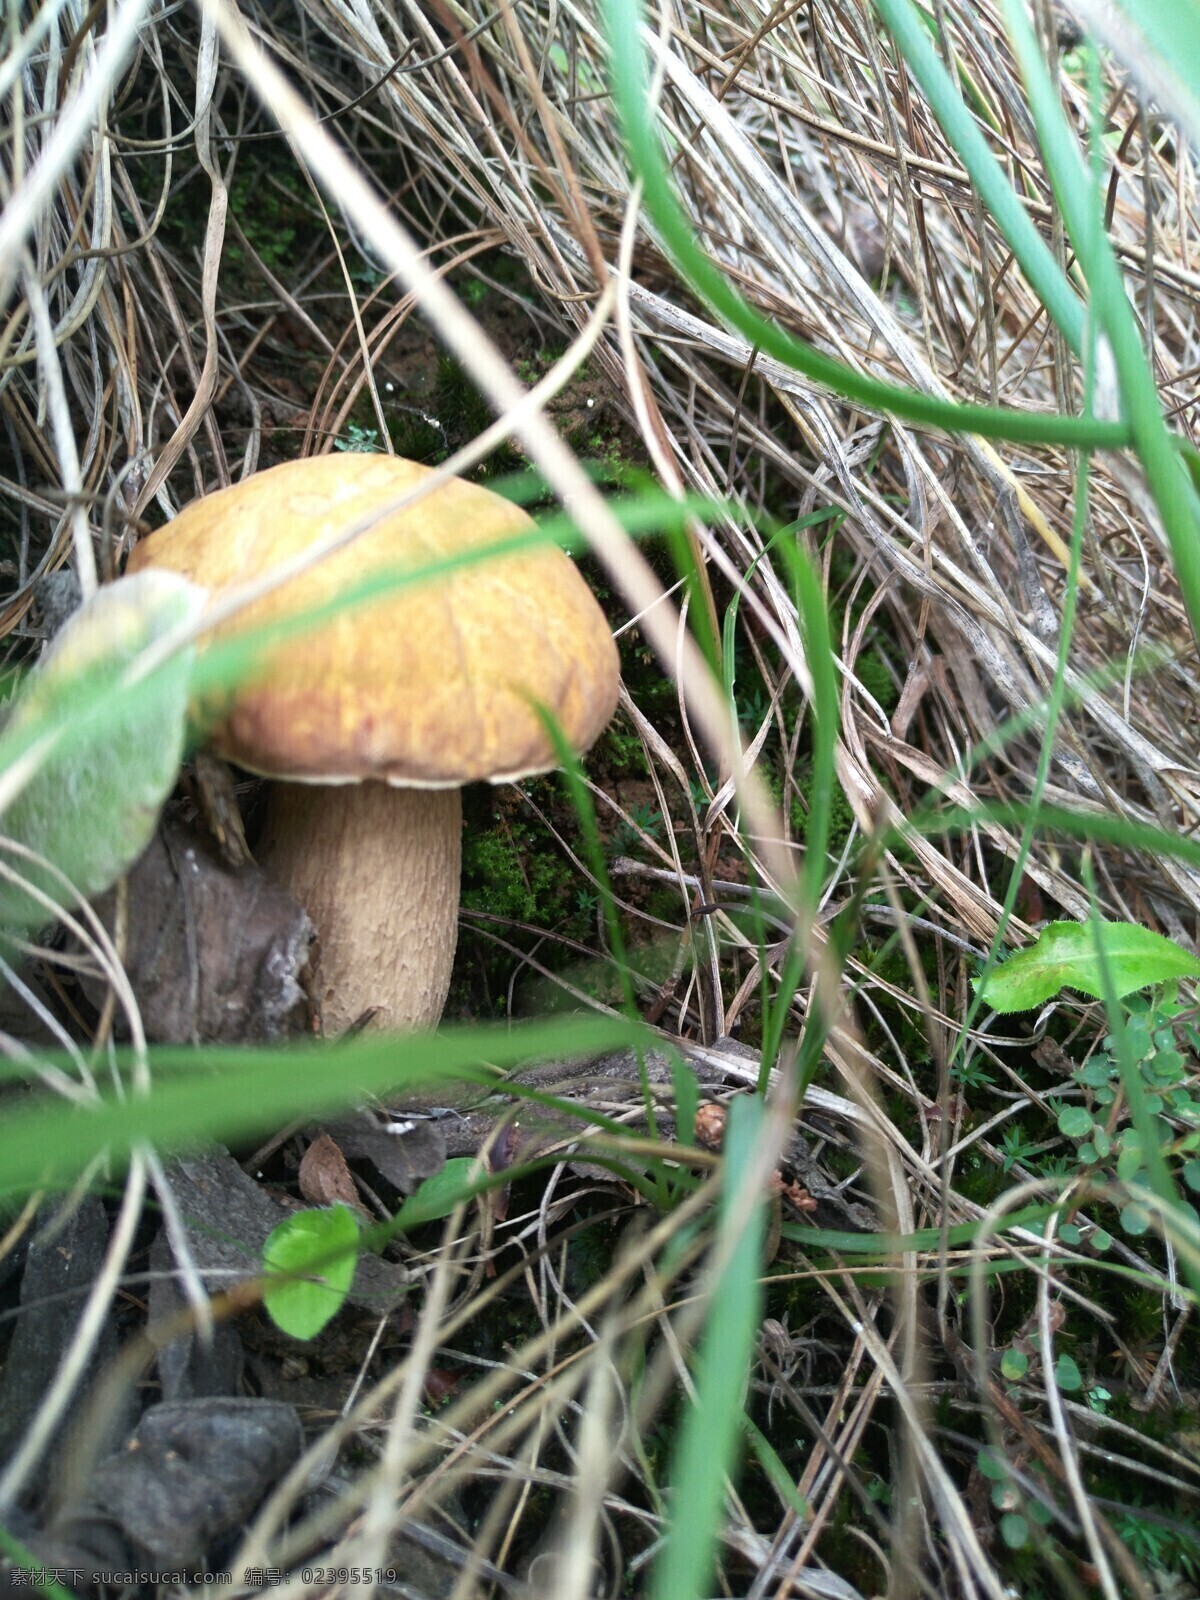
[600,719,650,776]
[385,407,445,464]
[789,772,855,857]
[460,808,575,927]
[226,167,305,273]
[384,354,524,474]
[855,648,899,717]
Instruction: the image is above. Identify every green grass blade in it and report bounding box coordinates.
[758,530,840,1087]
[999,10,1200,645]
[653,1092,765,1600]
[0,1014,646,1200]
[602,0,1128,450]
[870,0,1086,354]
[1073,0,1200,149]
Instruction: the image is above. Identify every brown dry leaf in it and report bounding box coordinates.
[299,1134,366,1215]
[423,1368,464,1407]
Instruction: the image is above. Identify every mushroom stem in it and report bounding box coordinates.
[258,783,462,1036]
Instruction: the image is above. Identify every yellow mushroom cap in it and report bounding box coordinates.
[127,455,620,786]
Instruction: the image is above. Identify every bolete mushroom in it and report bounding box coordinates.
[127,454,619,1035]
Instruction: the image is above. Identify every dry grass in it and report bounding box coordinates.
[4,0,1200,1596]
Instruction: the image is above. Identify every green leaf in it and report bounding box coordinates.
[1117,1145,1146,1184]
[1000,1513,1030,1550]
[1057,1105,1094,1139]
[1087,1386,1112,1414]
[394,1158,481,1231]
[1053,1353,1083,1392]
[1120,1202,1153,1236]
[976,1448,1006,1482]
[262,1203,361,1340]
[1000,1348,1029,1382]
[0,572,205,930]
[975,921,1200,1013]
[1077,1059,1115,1087]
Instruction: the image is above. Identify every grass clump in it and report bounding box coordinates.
[6,0,1200,1596]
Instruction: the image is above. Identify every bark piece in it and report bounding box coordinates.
[86,814,313,1044]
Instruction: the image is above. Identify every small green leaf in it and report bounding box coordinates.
[999,1512,1029,1549]
[1090,1228,1113,1253]
[1120,1202,1153,1236]
[262,1203,360,1340]
[975,921,1200,1013]
[1000,1348,1029,1381]
[991,1481,1018,1511]
[1053,1353,1083,1392]
[1057,1105,1094,1139]
[1058,1223,1082,1247]
[976,1447,1006,1481]
[1183,1159,1200,1193]
[1077,1060,1114,1087]
[394,1157,480,1231]
[0,572,205,929]
[1117,1145,1146,1183]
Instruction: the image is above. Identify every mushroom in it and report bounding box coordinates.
[127,454,619,1034]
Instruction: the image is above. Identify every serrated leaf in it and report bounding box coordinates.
[0,572,206,929]
[262,1203,360,1340]
[975,921,1200,1013]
